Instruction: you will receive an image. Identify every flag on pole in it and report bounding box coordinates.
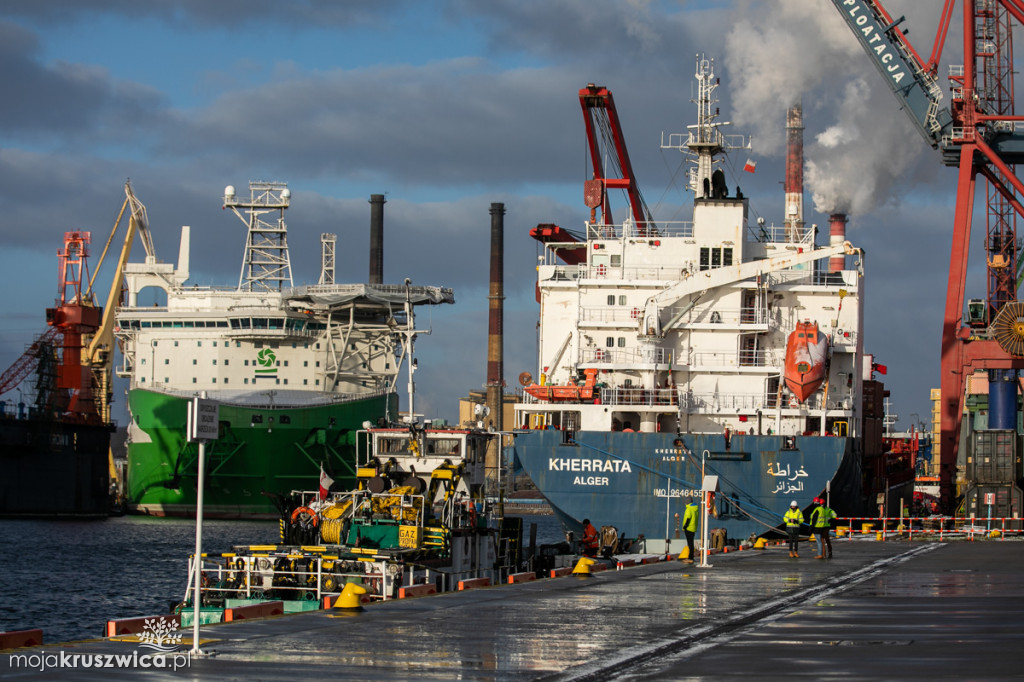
[319,463,334,500]
[743,158,757,173]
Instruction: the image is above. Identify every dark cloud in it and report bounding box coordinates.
[0,0,410,28]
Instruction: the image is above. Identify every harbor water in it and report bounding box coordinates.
[0,514,563,645]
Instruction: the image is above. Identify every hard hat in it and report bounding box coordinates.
[790,500,798,507]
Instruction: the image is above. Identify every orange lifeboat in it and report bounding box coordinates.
[784,321,828,403]
[524,368,599,402]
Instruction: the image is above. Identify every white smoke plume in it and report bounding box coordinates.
[723,0,928,217]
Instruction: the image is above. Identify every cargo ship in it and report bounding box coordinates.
[116,182,453,518]
[513,57,884,545]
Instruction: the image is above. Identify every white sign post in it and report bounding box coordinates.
[698,474,719,568]
[186,394,219,656]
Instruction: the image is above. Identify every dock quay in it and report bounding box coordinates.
[2,539,1021,680]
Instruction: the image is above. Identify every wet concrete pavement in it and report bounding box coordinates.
[2,538,1021,680]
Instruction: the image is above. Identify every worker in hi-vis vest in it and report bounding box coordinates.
[809,497,835,559]
[682,499,700,563]
[784,500,804,558]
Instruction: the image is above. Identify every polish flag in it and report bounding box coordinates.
[743,158,757,173]
[319,463,334,500]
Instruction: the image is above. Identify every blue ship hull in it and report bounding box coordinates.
[513,430,862,542]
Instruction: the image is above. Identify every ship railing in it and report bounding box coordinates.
[585,219,693,240]
[834,516,1024,539]
[690,348,783,368]
[665,303,775,327]
[766,267,858,288]
[747,223,816,245]
[681,391,824,412]
[585,347,672,364]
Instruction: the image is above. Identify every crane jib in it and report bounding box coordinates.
[839,0,909,87]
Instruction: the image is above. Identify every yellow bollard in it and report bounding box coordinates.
[875,531,883,541]
[573,556,596,576]
[678,546,691,561]
[836,526,848,537]
[861,523,874,534]
[333,582,367,610]
[753,537,767,549]
[990,529,1002,538]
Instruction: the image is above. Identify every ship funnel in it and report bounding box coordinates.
[829,213,848,272]
[369,194,385,284]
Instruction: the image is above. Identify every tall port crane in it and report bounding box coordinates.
[831,0,1024,512]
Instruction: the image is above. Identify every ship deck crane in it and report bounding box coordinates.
[530,83,657,264]
[831,0,1024,512]
[82,181,156,423]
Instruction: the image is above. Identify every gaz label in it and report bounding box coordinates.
[399,525,421,548]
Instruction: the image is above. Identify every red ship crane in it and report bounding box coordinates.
[832,0,1024,512]
[531,84,657,265]
[46,231,103,423]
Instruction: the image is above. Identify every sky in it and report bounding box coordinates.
[0,0,996,432]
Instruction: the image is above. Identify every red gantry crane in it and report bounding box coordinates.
[831,0,1024,514]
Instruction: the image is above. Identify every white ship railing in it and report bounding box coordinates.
[585,219,694,240]
[690,348,783,368]
[585,347,672,364]
[518,387,829,413]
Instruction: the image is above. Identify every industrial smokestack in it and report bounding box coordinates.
[369,194,386,284]
[485,203,505,485]
[829,213,848,272]
[785,101,804,241]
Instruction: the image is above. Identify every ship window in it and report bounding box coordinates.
[245,378,249,384]
[224,378,228,384]
[699,248,710,271]
[230,319,240,329]
[607,295,615,305]
[141,377,145,382]
[606,337,614,347]
[212,377,216,383]
[711,249,721,267]
[304,361,308,367]
[224,359,228,366]
[192,359,197,365]
[251,415,263,424]
[142,322,152,328]
[141,358,146,365]
[213,341,217,347]
[244,360,249,366]
[193,377,197,383]
[304,379,308,385]
[197,341,201,347]
[164,359,169,365]
[618,295,627,305]
[174,341,178,347]
[617,337,626,347]
[269,318,283,329]
[316,379,320,386]
[280,415,290,424]
[316,361,320,367]
[283,379,288,385]
[284,361,288,367]
[164,378,168,383]
[275,361,280,367]
[723,248,733,266]
[212,359,217,365]
[611,255,622,267]
[236,341,241,347]
[276,378,280,384]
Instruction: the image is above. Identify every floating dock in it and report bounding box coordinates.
[2,540,1022,679]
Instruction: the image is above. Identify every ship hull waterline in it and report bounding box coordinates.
[513,429,862,542]
[126,388,397,519]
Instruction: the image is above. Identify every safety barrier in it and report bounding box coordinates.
[835,516,1023,542]
[0,628,43,650]
[223,601,284,622]
[398,584,437,599]
[508,571,537,584]
[106,615,181,638]
[457,578,492,591]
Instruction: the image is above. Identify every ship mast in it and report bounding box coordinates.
[223,181,294,292]
[662,55,750,202]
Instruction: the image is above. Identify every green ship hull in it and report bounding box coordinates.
[126,388,397,518]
